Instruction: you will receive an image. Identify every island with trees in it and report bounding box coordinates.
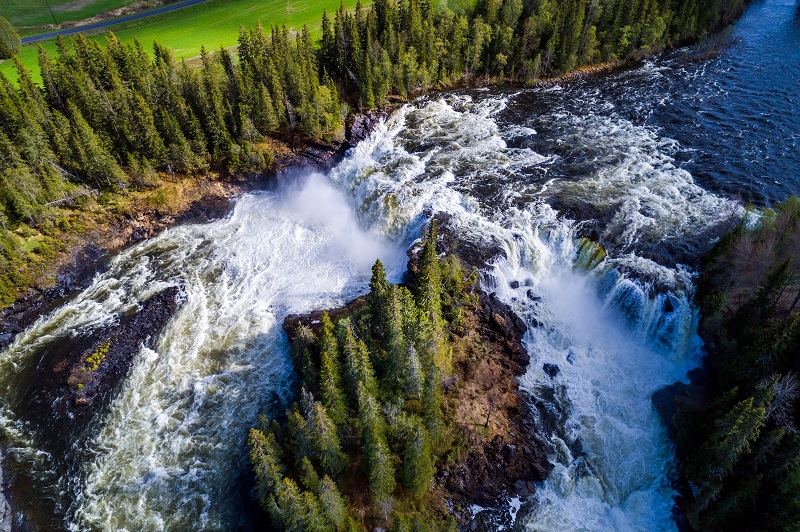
[249,223,552,530]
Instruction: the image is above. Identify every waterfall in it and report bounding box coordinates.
[0,87,739,530]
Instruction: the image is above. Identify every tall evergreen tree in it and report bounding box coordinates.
[319,312,349,425]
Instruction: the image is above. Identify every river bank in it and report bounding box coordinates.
[652,196,800,530]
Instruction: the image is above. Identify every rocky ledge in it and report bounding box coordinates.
[438,289,552,529]
[18,286,183,441]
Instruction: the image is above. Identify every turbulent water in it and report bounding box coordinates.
[2,0,799,529]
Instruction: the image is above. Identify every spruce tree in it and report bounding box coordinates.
[370,259,391,336]
[342,326,378,397]
[318,475,348,529]
[318,312,348,425]
[403,424,435,500]
[0,17,20,60]
[357,383,396,502]
[305,398,347,478]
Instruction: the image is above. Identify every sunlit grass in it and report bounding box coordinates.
[1,0,364,83]
[1,0,139,27]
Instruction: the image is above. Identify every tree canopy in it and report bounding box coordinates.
[250,224,466,530]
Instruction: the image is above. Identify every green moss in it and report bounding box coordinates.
[574,237,607,272]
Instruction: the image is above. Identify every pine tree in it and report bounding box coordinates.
[404,343,424,399]
[357,382,396,502]
[305,398,347,478]
[300,456,321,493]
[687,395,767,520]
[249,428,286,503]
[414,222,450,372]
[403,424,435,499]
[318,312,348,425]
[342,326,378,397]
[67,102,126,188]
[370,259,391,336]
[318,475,348,529]
[386,284,410,381]
[0,17,20,60]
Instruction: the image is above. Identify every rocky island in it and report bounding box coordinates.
[250,223,551,530]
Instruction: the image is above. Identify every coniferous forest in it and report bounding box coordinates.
[250,225,469,530]
[0,0,745,305]
[671,197,800,530]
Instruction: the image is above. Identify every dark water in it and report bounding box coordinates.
[455,0,800,269]
[507,0,800,207]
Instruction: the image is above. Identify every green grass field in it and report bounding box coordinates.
[0,0,140,28]
[1,0,362,83]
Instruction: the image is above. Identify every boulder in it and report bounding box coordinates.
[543,363,560,378]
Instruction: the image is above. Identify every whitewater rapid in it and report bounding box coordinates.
[0,88,739,530]
[0,175,407,529]
[328,94,734,530]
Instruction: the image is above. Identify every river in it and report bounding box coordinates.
[1,0,798,529]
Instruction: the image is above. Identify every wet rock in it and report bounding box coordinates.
[347,111,387,147]
[348,115,372,145]
[543,363,560,378]
[297,142,340,168]
[513,479,535,497]
[0,448,11,532]
[524,278,534,287]
[567,350,576,365]
[531,461,551,481]
[509,280,520,289]
[18,286,184,445]
[526,289,542,302]
[652,381,711,434]
[424,212,507,270]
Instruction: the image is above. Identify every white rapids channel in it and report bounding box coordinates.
[0,88,740,530]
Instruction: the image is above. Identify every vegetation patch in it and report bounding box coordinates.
[1,0,140,28]
[250,223,551,530]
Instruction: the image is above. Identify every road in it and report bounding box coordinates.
[21,0,208,43]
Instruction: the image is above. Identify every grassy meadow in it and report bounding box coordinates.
[1,0,139,28]
[1,0,363,83]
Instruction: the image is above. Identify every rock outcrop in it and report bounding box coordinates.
[284,227,552,530]
[18,286,183,443]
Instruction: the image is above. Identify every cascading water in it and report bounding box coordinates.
[0,68,747,531]
[327,94,737,530]
[0,175,408,529]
